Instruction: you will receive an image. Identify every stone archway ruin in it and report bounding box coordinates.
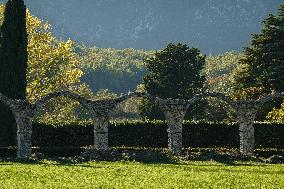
[55,91,145,151]
[153,95,202,155]
[203,92,283,156]
[1,90,283,158]
[0,92,67,158]
[0,91,145,158]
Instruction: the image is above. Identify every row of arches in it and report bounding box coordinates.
[0,91,282,158]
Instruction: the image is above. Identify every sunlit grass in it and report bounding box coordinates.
[0,160,283,188]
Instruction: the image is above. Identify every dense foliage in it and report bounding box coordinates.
[25,10,93,123]
[204,52,242,94]
[143,43,205,98]
[0,0,28,146]
[0,4,94,125]
[232,4,284,96]
[138,43,206,120]
[234,4,284,94]
[77,45,153,94]
[0,0,27,100]
[76,47,246,122]
[233,4,284,121]
[75,46,247,122]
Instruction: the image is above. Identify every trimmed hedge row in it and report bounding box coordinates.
[31,121,284,149]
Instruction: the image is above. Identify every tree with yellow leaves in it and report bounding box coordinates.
[0,4,93,123]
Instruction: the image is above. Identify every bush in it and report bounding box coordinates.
[31,121,284,149]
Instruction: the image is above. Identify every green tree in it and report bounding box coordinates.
[233,4,284,121]
[0,4,94,125]
[139,43,205,120]
[204,52,242,94]
[24,11,92,124]
[0,0,28,146]
[234,4,284,95]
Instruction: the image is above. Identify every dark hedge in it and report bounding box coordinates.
[31,121,284,149]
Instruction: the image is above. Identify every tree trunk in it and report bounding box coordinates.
[93,117,109,150]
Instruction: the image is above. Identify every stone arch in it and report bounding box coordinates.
[0,92,76,158]
[35,91,145,151]
[0,93,36,158]
[201,92,283,156]
[1,91,144,158]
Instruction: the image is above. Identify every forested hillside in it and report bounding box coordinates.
[0,0,281,54]
[1,1,283,123]
[76,45,153,94]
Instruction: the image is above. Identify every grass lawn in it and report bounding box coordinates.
[0,160,283,188]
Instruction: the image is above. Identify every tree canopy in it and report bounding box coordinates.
[0,4,93,123]
[0,0,28,146]
[233,4,284,96]
[138,43,205,120]
[143,43,205,99]
[0,0,27,99]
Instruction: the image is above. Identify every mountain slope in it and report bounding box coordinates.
[1,0,283,53]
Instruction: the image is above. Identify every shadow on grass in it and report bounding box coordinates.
[0,157,106,169]
[180,148,280,166]
[1,147,282,166]
[0,150,181,166]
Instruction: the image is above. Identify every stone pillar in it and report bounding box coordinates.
[234,103,258,156]
[239,123,255,156]
[160,100,189,156]
[204,92,281,156]
[14,112,33,158]
[93,116,109,150]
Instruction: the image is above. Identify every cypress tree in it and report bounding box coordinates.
[0,0,28,146]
